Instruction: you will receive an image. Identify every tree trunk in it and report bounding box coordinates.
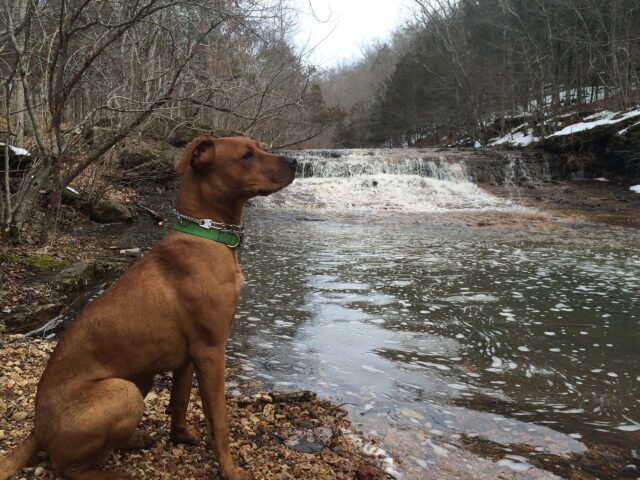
[12,0,29,147]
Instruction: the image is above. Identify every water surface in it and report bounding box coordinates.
[231,209,639,478]
[39,149,640,478]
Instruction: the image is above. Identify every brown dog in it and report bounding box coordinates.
[0,136,297,480]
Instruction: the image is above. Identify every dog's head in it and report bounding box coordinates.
[175,136,296,199]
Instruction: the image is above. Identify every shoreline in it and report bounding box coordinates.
[485,178,640,229]
[0,336,392,479]
[1,167,639,479]
[2,175,638,336]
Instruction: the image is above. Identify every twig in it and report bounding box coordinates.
[134,201,164,222]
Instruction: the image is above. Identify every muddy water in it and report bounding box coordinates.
[34,149,640,478]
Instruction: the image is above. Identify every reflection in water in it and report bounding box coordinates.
[230,209,639,478]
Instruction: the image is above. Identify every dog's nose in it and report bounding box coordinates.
[284,157,297,170]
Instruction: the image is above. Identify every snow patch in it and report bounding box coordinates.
[0,142,30,156]
[497,458,532,472]
[615,424,640,432]
[583,111,616,121]
[630,185,640,194]
[488,129,540,147]
[617,120,640,136]
[548,108,640,138]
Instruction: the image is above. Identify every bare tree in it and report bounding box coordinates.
[0,0,330,242]
[320,0,640,147]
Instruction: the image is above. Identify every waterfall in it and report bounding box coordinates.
[291,149,469,182]
[254,149,517,213]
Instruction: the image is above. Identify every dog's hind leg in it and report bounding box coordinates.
[118,430,154,450]
[167,362,202,445]
[45,378,144,480]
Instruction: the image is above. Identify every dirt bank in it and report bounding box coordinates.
[486,179,640,228]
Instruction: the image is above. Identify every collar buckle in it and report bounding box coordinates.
[228,233,241,249]
[199,219,214,229]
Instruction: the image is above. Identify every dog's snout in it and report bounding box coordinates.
[284,156,297,170]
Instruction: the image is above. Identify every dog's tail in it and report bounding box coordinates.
[0,431,40,480]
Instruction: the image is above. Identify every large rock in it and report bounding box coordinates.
[540,117,640,181]
[61,185,83,205]
[3,303,65,332]
[0,142,33,174]
[54,259,130,293]
[89,198,133,223]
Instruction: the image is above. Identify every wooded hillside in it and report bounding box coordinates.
[0,0,339,240]
[322,0,640,147]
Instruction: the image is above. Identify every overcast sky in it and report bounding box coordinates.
[293,0,412,68]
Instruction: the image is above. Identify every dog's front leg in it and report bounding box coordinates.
[167,362,202,445]
[192,346,251,480]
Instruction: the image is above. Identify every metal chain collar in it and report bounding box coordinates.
[173,209,245,234]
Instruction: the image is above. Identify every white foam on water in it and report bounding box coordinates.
[253,149,519,213]
[497,458,533,472]
[256,174,513,213]
[296,153,468,180]
[447,383,469,390]
[443,294,499,303]
[362,364,385,374]
[342,427,403,478]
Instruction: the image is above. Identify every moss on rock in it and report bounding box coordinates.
[11,254,69,269]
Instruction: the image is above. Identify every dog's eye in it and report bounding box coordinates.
[242,151,253,160]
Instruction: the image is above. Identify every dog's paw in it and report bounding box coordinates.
[171,424,202,445]
[221,466,253,480]
[122,430,155,450]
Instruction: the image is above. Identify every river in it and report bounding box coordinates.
[33,149,640,479]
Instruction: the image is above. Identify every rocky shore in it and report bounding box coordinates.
[0,336,392,479]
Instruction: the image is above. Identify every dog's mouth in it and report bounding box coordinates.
[258,173,295,196]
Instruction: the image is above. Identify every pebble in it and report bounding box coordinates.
[145,391,158,402]
[0,335,387,479]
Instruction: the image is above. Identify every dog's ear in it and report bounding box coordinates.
[175,136,216,175]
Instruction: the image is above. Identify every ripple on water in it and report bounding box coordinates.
[234,208,639,477]
[51,201,640,479]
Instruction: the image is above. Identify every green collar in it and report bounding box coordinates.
[173,220,242,248]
